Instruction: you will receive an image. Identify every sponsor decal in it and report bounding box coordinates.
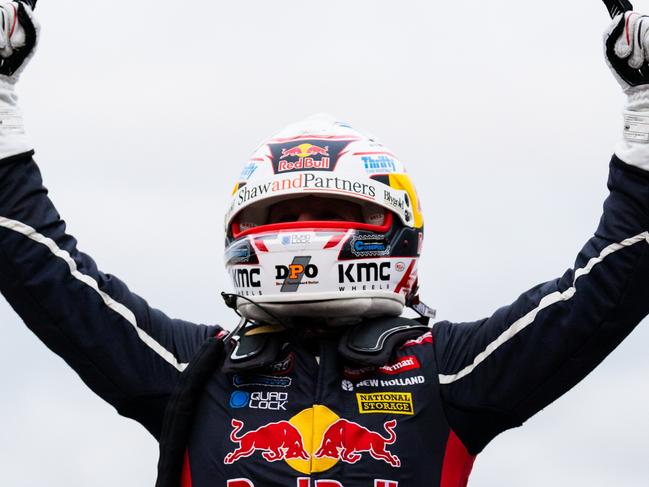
[224,419,310,464]
[338,262,391,283]
[383,190,411,223]
[400,331,433,349]
[229,391,289,410]
[341,380,354,392]
[224,406,402,475]
[315,419,401,467]
[350,235,391,257]
[355,376,425,388]
[269,140,352,174]
[361,155,398,174]
[394,261,406,273]
[229,479,398,487]
[276,256,319,292]
[379,356,420,375]
[281,233,312,246]
[239,161,259,180]
[356,392,414,415]
[235,173,377,207]
[383,190,407,211]
[265,352,295,375]
[230,268,261,288]
[229,391,250,408]
[233,374,292,388]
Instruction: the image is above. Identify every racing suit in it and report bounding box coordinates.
[1,148,648,487]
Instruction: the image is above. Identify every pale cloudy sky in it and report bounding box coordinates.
[1,0,648,486]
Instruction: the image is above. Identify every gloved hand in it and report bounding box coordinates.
[0,1,38,83]
[0,1,38,160]
[605,12,649,170]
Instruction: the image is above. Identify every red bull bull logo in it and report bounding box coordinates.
[227,479,398,487]
[281,143,330,159]
[269,139,353,174]
[278,143,331,172]
[224,419,310,464]
[314,419,401,467]
[224,406,401,473]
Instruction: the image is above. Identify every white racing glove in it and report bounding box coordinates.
[605,11,649,170]
[0,1,38,160]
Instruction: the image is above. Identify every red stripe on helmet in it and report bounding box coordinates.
[254,239,269,252]
[323,233,345,249]
[394,259,416,294]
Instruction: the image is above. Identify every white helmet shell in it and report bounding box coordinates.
[224,114,424,324]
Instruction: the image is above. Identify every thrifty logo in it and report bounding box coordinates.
[356,392,414,415]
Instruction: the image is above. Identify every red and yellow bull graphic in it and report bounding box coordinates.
[224,405,401,474]
[227,479,398,487]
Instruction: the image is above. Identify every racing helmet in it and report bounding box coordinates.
[224,114,424,324]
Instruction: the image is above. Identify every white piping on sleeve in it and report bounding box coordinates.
[0,216,188,372]
[438,231,649,385]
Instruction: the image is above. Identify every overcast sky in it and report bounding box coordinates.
[1,0,648,485]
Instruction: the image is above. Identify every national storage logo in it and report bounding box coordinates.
[356,392,414,415]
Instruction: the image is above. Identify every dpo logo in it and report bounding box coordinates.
[276,256,318,292]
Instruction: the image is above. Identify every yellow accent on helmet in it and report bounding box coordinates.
[388,174,424,229]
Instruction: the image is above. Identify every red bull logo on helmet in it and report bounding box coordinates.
[269,139,353,174]
[224,405,401,474]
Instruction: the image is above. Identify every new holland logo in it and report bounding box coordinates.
[356,392,414,415]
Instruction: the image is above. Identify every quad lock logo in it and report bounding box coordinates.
[229,391,289,410]
[269,139,353,174]
[276,256,319,292]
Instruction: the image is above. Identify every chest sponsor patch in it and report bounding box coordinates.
[353,375,425,388]
[378,355,420,375]
[233,374,292,388]
[356,392,414,415]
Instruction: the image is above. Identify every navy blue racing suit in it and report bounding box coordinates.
[0,151,648,487]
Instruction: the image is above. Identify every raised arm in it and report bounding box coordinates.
[432,10,649,455]
[0,2,220,438]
